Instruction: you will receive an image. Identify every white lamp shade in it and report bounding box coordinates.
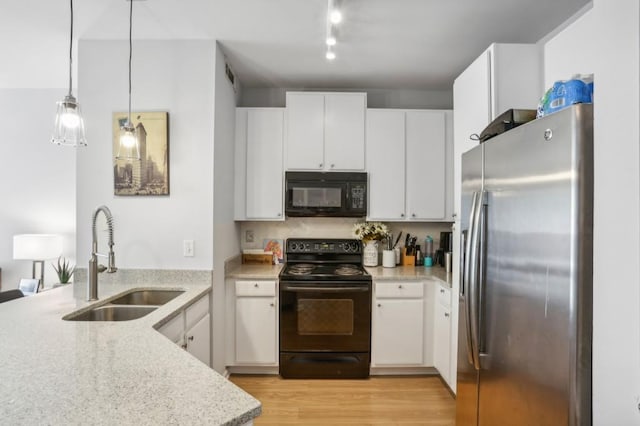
[13,234,63,260]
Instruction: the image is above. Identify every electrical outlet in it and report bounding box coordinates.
[245,230,254,243]
[183,240,194,257]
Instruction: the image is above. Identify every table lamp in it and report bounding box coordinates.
[13,234,63,292]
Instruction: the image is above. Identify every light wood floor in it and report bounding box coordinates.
[229,375,456,425]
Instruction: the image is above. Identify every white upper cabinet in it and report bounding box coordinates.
[367,109,453,221]
[234,108,284,221]
[366,109,406,220]
[286,92,366,171]
[453,43,540,218]
[406,110,446,220]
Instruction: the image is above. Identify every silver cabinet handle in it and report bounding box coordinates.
[277,212,282,217]
[411,213,416,218]
[188,335,194,341]
[398,284,403,289]
[445,312,450,317]
[330,164,335,168]
[400,213,405,217]
[440,289,445,294]
[377,303,381,307]
[319,163,323,168]
[254,283,259,288]
[270,302,275,307]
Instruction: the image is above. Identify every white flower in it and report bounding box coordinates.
[352,222,389,241]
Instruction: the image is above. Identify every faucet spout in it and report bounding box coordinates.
[88,205,117,301]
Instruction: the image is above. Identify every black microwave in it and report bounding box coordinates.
[285,171,367,217]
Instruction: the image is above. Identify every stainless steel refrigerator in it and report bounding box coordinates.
[456,104,593,425]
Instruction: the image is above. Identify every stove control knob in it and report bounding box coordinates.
[290,243,297,251]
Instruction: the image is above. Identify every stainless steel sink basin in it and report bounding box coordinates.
[108,290,185,306]
[65,305,157,322]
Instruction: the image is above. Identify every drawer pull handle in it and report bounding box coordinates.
[377,303,382,307]
[398,285,403,289]
[254,283,259,288]
[444,313,450,317]
[440,289,445,293]
[270,303,275,307]
[188,335,194,341]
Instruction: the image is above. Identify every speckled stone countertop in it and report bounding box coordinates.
[366,265,452,287]
[0,277,260,425]
[225,257,283,280]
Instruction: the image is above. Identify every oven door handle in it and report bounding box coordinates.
[280,285,369,293]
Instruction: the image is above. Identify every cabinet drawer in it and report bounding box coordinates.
[186,293,210,330]
[375,281,424,298]
[436,284,451,308]
[236,280,276,297]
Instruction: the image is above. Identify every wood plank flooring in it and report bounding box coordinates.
[229,375,456,425]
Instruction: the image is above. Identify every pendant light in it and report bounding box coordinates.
[52,0,87,147]
[116,0,140,160]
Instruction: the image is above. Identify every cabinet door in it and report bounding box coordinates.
[433,302,451,383]
[234,109,248,220]
[406,110,446,220]
[453,49,491,220]
[186,313,211,366]
[366,109,406,220]
[235,296,277,364]
[286,93,325,170]
[372,298,424,366]
[246,109,284,219]
[325,93,366,170]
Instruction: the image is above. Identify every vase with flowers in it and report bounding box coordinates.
[352,222,389,266]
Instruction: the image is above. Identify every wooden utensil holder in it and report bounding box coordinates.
[402,248,415,266]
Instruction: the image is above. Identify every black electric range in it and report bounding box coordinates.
[279,238,372,379]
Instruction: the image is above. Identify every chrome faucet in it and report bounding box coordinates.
[88,205,117,301]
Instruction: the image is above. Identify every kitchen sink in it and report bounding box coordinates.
[108,289,185,306]
[63,289,185,322]
[64,305,158,322]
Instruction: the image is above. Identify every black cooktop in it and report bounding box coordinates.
[280,238,371,281]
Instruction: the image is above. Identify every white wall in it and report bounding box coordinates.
[212,43,241,372]
[0,89,76,290]
[240,87,453,109]
[76,40,216,271]
[544,1,640,423]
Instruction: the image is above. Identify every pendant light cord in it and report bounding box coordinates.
[127,0,133,124]
[68,0,73,97]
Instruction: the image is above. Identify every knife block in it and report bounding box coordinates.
[402,248,415,266]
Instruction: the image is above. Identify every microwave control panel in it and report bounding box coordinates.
[350,184,366,209]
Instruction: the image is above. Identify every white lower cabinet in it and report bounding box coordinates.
[433,283,452,386]
[371,281,432,367]
[157,292,211,367]
[232,280,278,366]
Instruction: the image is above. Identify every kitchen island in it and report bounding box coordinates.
[0,278,260,425]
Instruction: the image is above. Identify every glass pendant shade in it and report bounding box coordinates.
[52,95,87,146]
[116,121,140,160]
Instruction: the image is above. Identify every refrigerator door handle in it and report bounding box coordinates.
[460,228,475,365]
[468,190,484,370]
[477,191,488,365]
[463,191,479,368]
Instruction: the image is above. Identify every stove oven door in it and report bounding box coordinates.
[279,280,372,378]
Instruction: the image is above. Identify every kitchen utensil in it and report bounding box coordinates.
[392,232,403,249]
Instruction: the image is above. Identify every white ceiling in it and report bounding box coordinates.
[1,0,591,90]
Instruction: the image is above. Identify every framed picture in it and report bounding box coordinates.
[113,111,169,196]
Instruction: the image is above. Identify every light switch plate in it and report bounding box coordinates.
[245,230,254,243]
[183,240,194,257]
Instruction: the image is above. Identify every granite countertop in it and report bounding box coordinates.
[226,263,283,279]
[366,265,452,287]
[0,280,260,425]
